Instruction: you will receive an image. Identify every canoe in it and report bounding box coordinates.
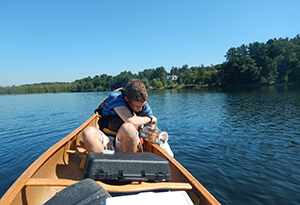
[0,113,220,205]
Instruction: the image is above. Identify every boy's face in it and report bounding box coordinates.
[128,100,145,112]
[125,97,145,112]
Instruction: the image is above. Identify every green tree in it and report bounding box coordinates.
[170,66,179,75]
[151,78,163,89]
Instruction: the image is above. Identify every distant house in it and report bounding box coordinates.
[166,75,178,82]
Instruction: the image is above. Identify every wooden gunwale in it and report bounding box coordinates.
[143,138,220,205]
[0,114,98,205]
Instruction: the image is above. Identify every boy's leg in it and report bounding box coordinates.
[115,123,138,152]
[82,126,105,152]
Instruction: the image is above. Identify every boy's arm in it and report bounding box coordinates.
[114,106,157,127]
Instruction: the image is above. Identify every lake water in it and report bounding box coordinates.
[1,86,300,204]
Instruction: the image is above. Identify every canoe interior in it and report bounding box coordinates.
[0,114,220,205]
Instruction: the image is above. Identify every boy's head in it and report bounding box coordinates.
[125,79,148,102]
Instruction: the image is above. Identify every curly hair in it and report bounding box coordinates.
[125,79,148,102]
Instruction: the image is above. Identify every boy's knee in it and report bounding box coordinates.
[82,126,98,140]
[120,123,136,134]
[119,123,138,142]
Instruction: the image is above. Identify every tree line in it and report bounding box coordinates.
[1,34,300,95]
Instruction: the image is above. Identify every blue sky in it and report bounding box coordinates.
[1,0,299,86]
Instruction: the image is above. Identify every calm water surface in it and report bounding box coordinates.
[1,86,300,204]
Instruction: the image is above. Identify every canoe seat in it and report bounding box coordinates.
[43,178,111,205]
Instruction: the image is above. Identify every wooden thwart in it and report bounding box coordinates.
[26,178,192,193]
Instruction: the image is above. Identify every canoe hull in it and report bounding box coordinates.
[0,114,220,205]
